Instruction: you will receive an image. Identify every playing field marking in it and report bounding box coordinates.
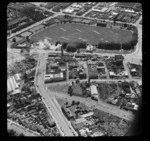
[61,37,70,40]
[76,29,82,32]
[92,30,100,35]
[78,37,87,41]
[60,28,66,31]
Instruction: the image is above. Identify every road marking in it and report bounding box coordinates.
[60,28,66,31]
[76,29,82,32]
[61,37,70,40]
[92,30,100,35]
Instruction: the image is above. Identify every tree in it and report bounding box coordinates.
[23,72,28,82]
[72,100,75,105]
[8,129,17,136]
[76,101,80,105]
[12,38,16,43]
[19,133,25,136]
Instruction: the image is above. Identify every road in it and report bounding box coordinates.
[40,51,135,121]
[124,15,142,64]
[52,92,134,121]
[7,4,142,66]
[45,83,135,121]
[35,53,78,136]
[7,10,63,40]
[7,119,40,136]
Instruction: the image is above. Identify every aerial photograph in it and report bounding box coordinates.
[7,2,142,136]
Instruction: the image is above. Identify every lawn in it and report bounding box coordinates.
[31,23,132,45]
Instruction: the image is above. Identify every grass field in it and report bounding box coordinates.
[31,23,132,45]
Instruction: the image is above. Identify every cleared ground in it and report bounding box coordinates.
[31,23,132,45]
[47,83,68,94]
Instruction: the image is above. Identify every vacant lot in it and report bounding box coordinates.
[31,23,132,45]
[47,83,68,94]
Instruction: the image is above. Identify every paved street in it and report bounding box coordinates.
[36,52,135,122]
[47,90,134,121]
[7,3,142,136]
[35,53,78,136]
[46,80,136,122]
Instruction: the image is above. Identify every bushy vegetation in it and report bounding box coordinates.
[97,26,138,51]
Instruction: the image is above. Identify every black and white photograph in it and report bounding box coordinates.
[7,2,142,137]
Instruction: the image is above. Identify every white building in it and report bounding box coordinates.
[64,7,74,13]
[93,7,108,13]
[80,112,94,118]
[131,68,136,72]
[7,74,21,94]
[44,72,63,80]
[109,71,116,76]
[86,44,94,52]
[132,103,139,110]
[79,129,87,137]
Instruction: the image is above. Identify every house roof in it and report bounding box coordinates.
[82,19,91,23]
[109,71,115,76]
[80,112,94,118]
[72,18,82,22]
[90,85,98,95]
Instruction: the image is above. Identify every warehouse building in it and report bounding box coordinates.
[7,74,21,94]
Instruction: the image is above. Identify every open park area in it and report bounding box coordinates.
[30,23,133,45]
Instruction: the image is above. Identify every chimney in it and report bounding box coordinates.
[61,45,63,58]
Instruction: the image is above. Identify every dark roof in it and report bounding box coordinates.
[8,16,28,27]
[116,2,137,9]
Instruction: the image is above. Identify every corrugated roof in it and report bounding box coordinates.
[7,80,12,92]
[9,77,15,90]
[7,76,19,93]
[12,77,18,88]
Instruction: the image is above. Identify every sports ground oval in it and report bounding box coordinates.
[30,23,133,45]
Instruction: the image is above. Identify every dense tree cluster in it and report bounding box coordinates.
[97,22,107,27]
[66,41,87,52]
[8,129,25,136]
[97,26,138,51]
[65,25,138,52]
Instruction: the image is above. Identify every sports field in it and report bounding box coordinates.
[31,23,132,45]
